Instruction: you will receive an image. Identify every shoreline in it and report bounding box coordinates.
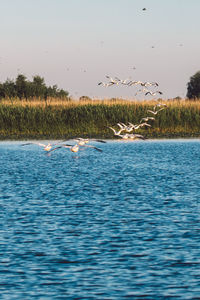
[0,133,200,141]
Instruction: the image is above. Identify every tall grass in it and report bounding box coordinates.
[0,97,200,139]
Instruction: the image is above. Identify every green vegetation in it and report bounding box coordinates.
[0,74,69,101]
[0,99,200,140]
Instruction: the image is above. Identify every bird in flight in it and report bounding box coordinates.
[145,91,163,96]
[117,133,145,140]
[48,143,103,153]
[139,122,151,128]
[147,107,165,115]
[141,81,159,87]
[109,127,124,136]
[21,141,63,151]
[140,117,155,123]
[63,138,106,146]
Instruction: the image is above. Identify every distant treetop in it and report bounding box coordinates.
[0,74,69,100]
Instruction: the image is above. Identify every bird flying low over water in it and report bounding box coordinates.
[48,143,103,153]
[76,138,106,145]
[109,127,124,136]
[21,141,63,151]
[62,138,106,146]
[117,133,146,140]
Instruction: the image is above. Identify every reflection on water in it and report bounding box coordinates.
[0,140,200,299]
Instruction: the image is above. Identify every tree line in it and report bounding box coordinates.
[0,74,69,100]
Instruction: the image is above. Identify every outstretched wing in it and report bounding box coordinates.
[47,146,62,153]
[82,145,103,152]
[94,139,106,143]
[21,142,46,147]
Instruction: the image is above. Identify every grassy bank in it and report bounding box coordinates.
[0,98,200,140]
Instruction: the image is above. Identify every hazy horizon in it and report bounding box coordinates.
[0,0,200,100]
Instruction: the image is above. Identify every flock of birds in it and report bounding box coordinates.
[98,74,167,140]
[98,75,163,97]
[21,100,167,153]
[108,100,167,140]
[21,138,106,154]
[21,74,167,154]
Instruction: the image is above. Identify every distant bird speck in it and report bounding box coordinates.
[142,8,146,11]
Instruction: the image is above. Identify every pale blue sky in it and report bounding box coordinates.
[0,0,200,99]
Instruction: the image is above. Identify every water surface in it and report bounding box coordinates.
[0,139,200,299]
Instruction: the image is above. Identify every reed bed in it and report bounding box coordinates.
[0,97,200,140]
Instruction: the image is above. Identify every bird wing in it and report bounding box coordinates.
[135,134,145,140]
[21,142,34,146]
[157,107,165,112]
[37,142,47,147]
[81,145,103,152]
[48,146,62,153]
[62,144,74,147]
[95,139,106,143]
[21,142,46,147]
[147,110,156,114]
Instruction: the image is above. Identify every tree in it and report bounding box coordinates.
[187,71,200,99]
[32,75,46,98]
[0,83,5,99]
[3,79,16,99]
[15,74,28,99]
[0,74,69,100]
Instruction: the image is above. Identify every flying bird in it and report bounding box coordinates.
[21,141,63,151]
[117,133,145,140]
[48,143,103,153]
[145,91,163,96]
[139,122,152,128]
[140,117,155,123]
[153,103,167,110]
[147,107,165,115]
[63,138,106,146]
[141,81,159,87]
[109,127,124,136]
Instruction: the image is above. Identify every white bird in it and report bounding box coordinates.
[115,77,132,85]
[49,143,103,153]
[117,122,135,132]
[109,127,124,136]
[105,76,120,85]
[64,138,106,146]
[21,141,62,151]
[135,88,149,96]
[139,122,151,128]
[145,90,163,96]
[98,82,111,87]
[140,117,155,123]
[141,81,159,87]
[127,80,143,86]
[117,133,145,140]
[153,102,167,110]
[126,122,141,130]
[147,107,165,115]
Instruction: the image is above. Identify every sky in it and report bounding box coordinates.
[0,0,200,100]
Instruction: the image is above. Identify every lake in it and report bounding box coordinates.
[0,139,200,299]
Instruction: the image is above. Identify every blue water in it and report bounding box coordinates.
[0,139,200,299]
